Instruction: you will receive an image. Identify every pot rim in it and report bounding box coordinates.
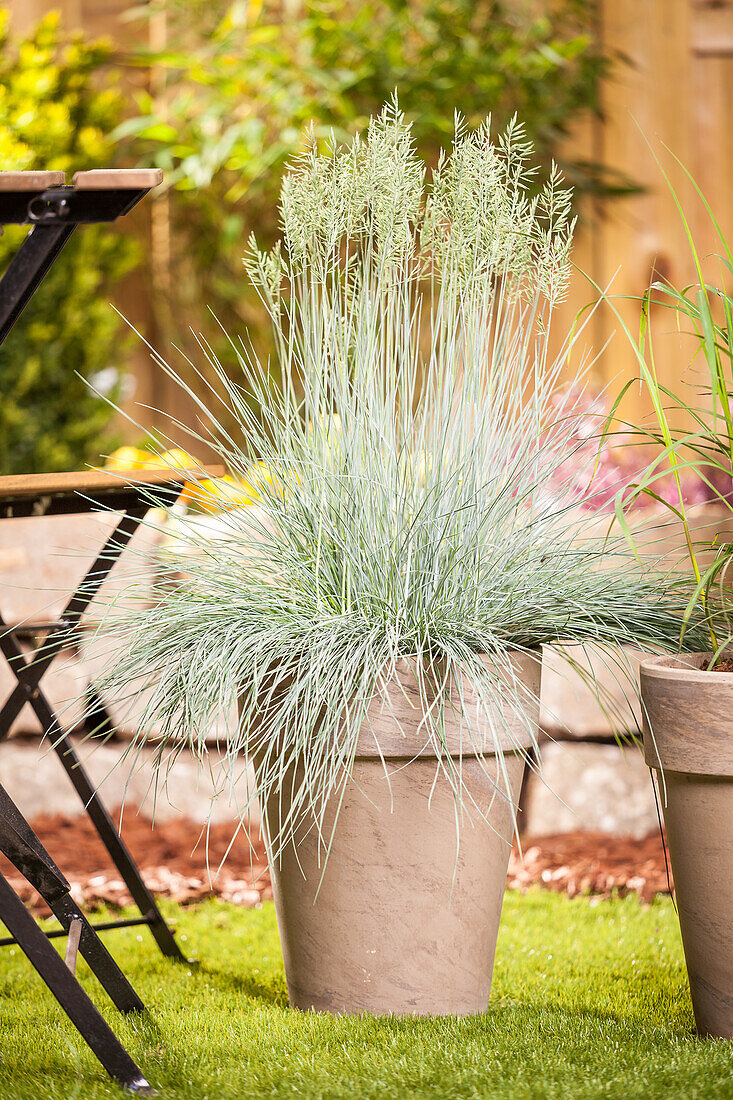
[245,649,542,761]
[641,653,733,776]
[640,653,733,684]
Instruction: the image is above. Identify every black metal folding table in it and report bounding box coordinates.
[0,167,188,1092]
[0,167,164,342]
[0,468,194,960]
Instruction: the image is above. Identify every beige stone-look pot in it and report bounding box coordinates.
[257,650,541,1017]
[641,654,733,1039]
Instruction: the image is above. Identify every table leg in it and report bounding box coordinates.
[0,872,154,1094]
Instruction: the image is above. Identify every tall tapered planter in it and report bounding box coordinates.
[258,651,540,1017]
[641,654,733,1038]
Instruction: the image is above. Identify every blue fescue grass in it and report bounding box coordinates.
[84,104,707,862]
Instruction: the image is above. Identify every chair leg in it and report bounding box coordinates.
[0,872,154,1094]
[49,894,146,1014]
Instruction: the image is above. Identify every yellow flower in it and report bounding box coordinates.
[158,448,201,472]
[183,475,253,513]
[102,446,149,471]
[103,447,207,484]
[241,461,277,498]
[182,463,285,513]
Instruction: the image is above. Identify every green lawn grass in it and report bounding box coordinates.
[0,891,731,1099]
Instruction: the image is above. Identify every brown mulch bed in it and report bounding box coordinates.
[1,809,673,914]
[507,830,673,904]
[1,809,273,917]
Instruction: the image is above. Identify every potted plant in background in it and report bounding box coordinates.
[538,391,733,744]
[607,161,733,1038]
[86,103,703,1017]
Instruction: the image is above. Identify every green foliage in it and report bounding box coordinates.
[120,0,617,355]
[605,152,733,662]
[0,13,138,474]
[3,893,731,1098]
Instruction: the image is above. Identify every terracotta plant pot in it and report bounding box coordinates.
[257,650,540,1016]
[641,654,733,1038]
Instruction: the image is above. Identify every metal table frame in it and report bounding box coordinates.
[0,168,163,344]
[0,167,180,1093]
[0,471,197,1095]
[0,470,191,962]
[0,783,153,1093]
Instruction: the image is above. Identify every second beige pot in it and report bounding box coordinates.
[258,650,541,1016]
[641,653,733,1038]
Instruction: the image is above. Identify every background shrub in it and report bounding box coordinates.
[120,0,617,371]
[0,12,138,474]
[0,3,616,471]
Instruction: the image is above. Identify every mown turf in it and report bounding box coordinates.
[0,891,731,1099]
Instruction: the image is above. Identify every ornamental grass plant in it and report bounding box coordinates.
[599,153,733,1040]
[85,103,705,859]
[603,151,733,666]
